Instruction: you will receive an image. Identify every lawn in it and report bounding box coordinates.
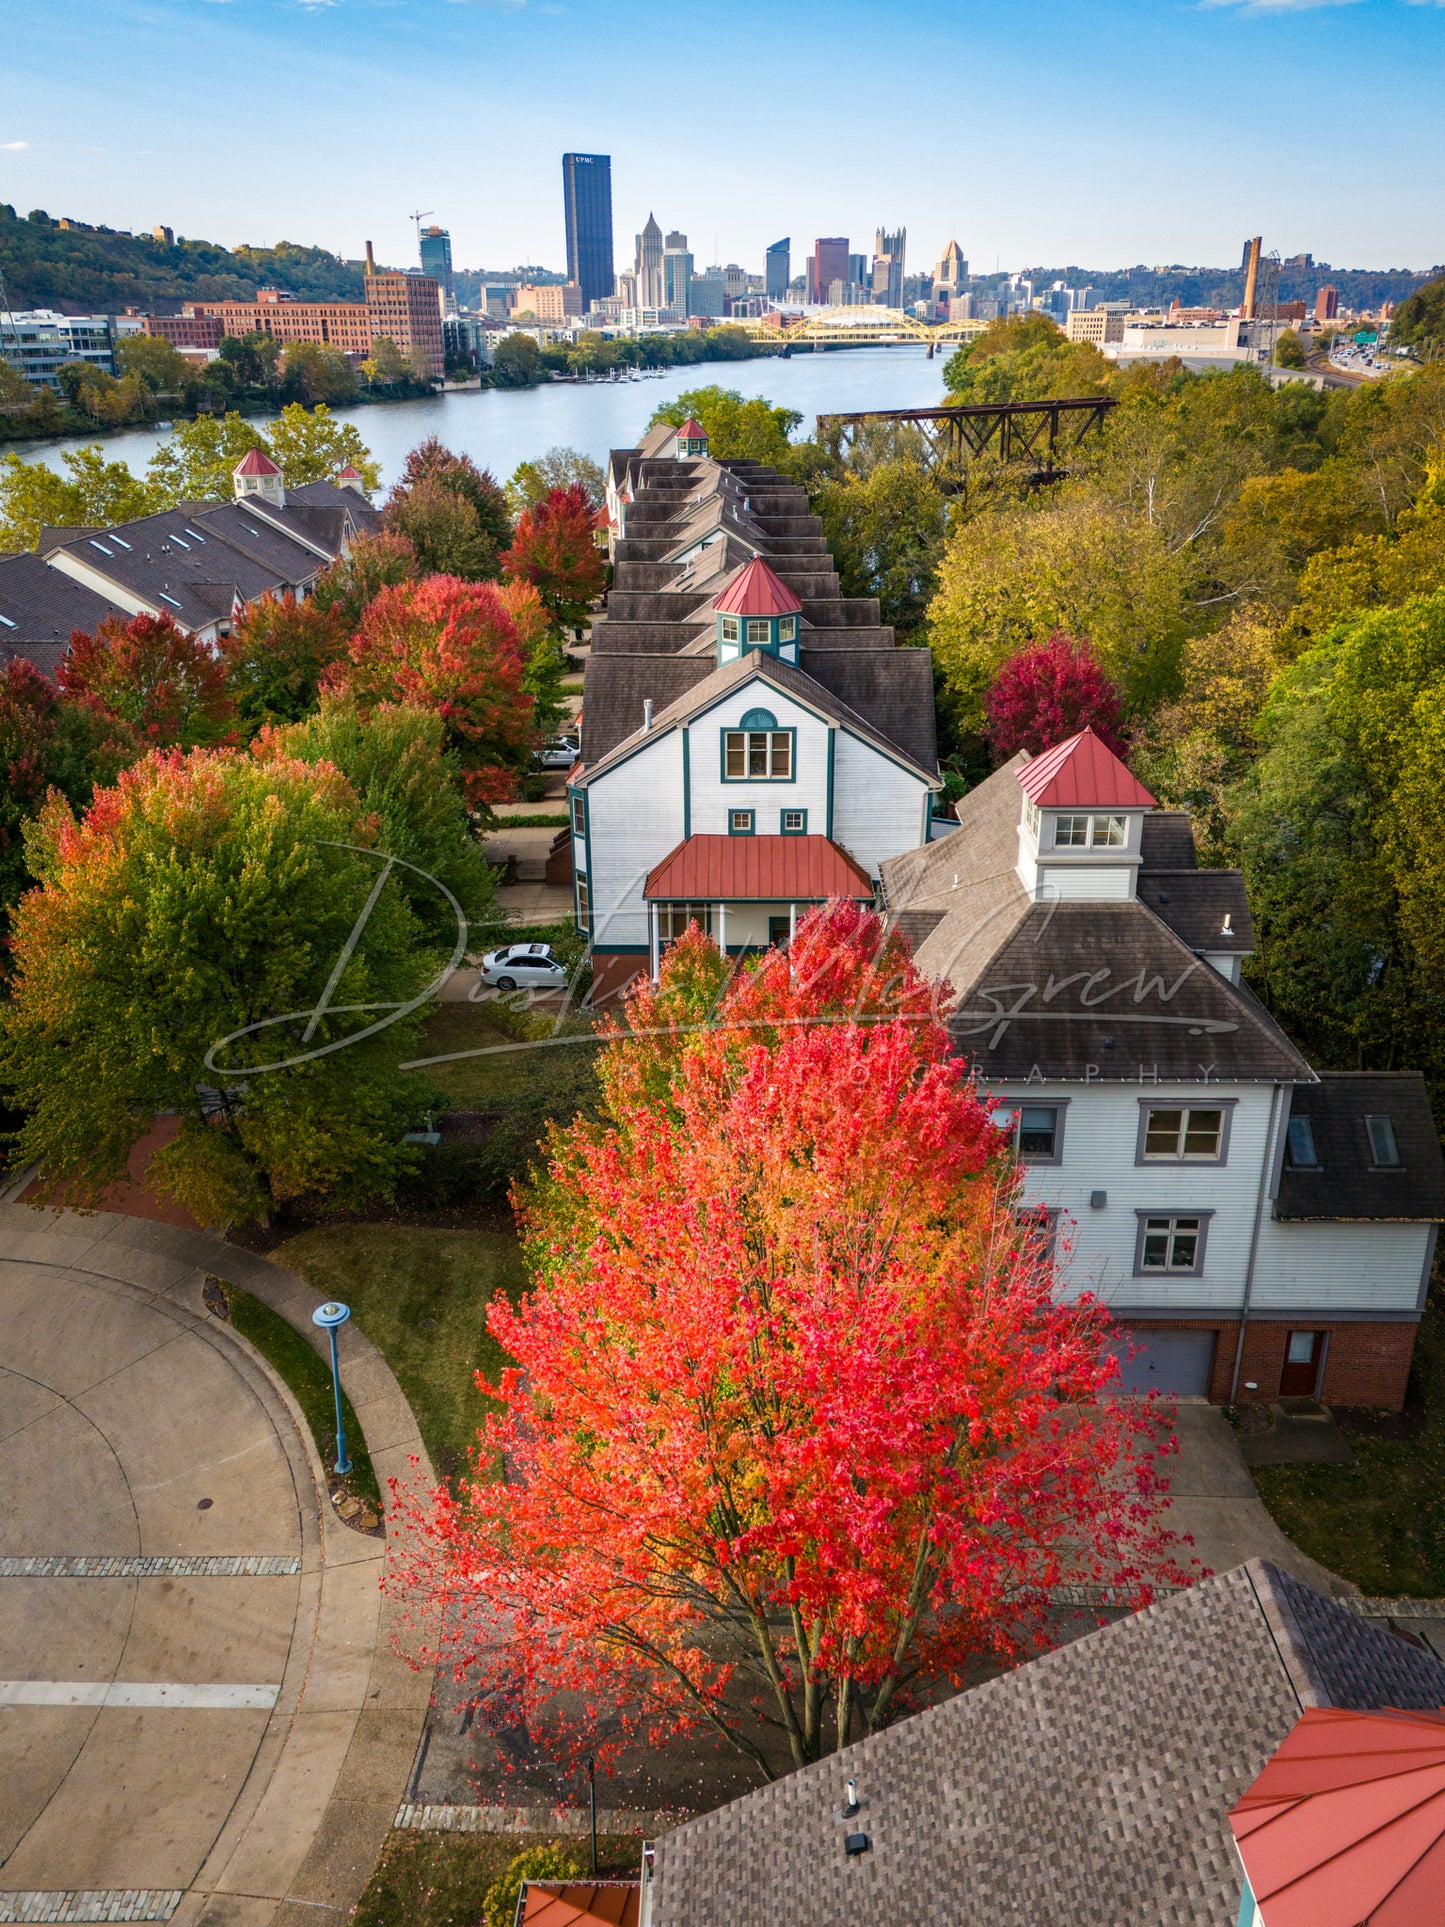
[414,999,602,1113]
[352,1832,640,1927]
[272,1224,529,1481]
[1250,1295,1445,1596]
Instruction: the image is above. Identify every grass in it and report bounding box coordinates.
[489,812,570,828]
[222,1282,381,1509]
[271,1224,529,1481]
[1250,1296,1445,1596]
[414,1000,601,1112]
[352,1833,639,1927]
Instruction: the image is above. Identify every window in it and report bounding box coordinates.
[1366,1115,1402,1168]
[1053,813,1127,849]
[728,809,755,836]
[571,794,586,837]
[720,616,739,643]
[1023,798,1040,838]
[1017,1205,1061,1260]
[1136,1215,1207,1275]
[779,615,797,642]
[575,873,590,921]
[1140,1105,1228,1162]
[723,729,793,780]
[1018,1106,1060,1158]
[1285,1116,1319,1169]
[658,903,713,940]
[745,618,771,645]
[780,808,807,834]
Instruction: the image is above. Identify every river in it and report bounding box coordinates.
[21,348,948,490]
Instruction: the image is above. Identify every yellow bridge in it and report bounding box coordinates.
[731,306,989,350]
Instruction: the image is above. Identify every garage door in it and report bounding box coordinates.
[1107,1330,1215,1397]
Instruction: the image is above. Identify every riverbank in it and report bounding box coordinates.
[19,346,947,488]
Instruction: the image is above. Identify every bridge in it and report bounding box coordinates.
[816,395,1120,484]
[731,306,990,351]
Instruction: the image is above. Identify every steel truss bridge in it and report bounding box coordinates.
[816,395,1120,484]
[732,306,990,350]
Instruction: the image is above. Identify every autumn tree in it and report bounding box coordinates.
[324,574,535,804]
[60,611,234,747]
[388,437,512,574]
[393,909,1186,1779]
[506,445,605,516]
[984,632,1126,761]
[221,591,348,732]
[496,576,570,739]
[310,529,418,630]
[0,749,437,1225]
[385,478,498,581]
[501,481,606,633]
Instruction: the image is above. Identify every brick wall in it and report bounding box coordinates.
[1116,1316,1419,1410]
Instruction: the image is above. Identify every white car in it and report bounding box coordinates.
[478,943,569,992]
[537,738,579,770]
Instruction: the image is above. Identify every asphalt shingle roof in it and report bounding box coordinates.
[1275,1071,1445,1222]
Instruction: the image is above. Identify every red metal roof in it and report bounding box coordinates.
[645,834,872,901]
[337,462,363,479]
[1016,727,1156,809]
[521,1882,640,1927]
[1229,1707,1445,1927]
[676,417,707,440]
[233,447,281,477]
[712,557,804,619]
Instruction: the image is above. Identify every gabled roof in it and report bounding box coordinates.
[336,463,363,480]
[649,1561,1445,1927]
[233,446,281,477]
[0,551,130,660]
[1017,727,1157,810]
[521,1881,640,1927]
[1230,1707,1445,1927]
[1275,1072,1445,1222]
[712,557,803,618]
[675,417,707,441]
[645,834,873,903]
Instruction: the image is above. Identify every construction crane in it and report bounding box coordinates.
[408,209,434,263]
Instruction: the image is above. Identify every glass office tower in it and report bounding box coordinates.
[562,153,615,312]
[765,238,790,302]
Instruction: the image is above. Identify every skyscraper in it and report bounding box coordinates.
[663,233,693,315]
[634,213,664,310]
[419,225,454,307]
[871,226,905,308]
[562,153,615,311]
[809,237,850,306]
[765,238,790,302]
[933,239,968,312]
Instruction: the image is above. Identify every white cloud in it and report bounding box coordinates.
[1,139,29,151]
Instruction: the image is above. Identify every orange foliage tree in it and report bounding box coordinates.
[59,611,233,747]
[391,907,1189,1779]
[323,573,535,805]
[501,481,606,634]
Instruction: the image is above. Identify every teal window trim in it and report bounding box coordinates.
[720,725,798,783]
[728,808,756,836]
[682,727,691,838]
[826,727,836,837]
[571,790,587,838]
[779,808,808,835]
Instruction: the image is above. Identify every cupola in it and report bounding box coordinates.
[674,416,709,461]
[712,558,803,666]
[233,446,285,508]
[336,462,365,495]
[1013,727,1155,902]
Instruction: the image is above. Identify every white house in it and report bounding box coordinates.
[881,728,1445,1410]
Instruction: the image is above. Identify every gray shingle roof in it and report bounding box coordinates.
[1140,812,1200,872]
[648,1561,1445,1927]
[1275,1071,1445,1222]
[1137,871,1255,955]
[0,552,130,670]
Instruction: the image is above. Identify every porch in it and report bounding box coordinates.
[642,833,874,978]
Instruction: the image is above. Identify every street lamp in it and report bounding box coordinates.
[311,1300,353,1477]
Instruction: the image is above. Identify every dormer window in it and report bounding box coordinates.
[720,617,740,644]
[779,616,797,643]
[1285,1116,1320,1169]
[1054,813,1127,849]
[746,618,771,646]
[1366,1115,1401,1168]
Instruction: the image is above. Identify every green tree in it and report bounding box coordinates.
[116,334,189,393]
[361,335,409,387]
[384,479,496,580]
[0,358,34,406]
[0,444,163,550]
[813,452,949,636]
[220,591,348,733]
[482,1847,583,1927]
[1391,275,1445,351]
[1274,329,1308,370]
[491,333,544,387]
[310,529,419,629]
[941,313,1114,405]
[650,385,801,464]
[265,403,379,490]
[0,750,436,1225]
[280,340,358,406]
[217,331,282,390]
[145,411,270,503]
[506,445,606,516]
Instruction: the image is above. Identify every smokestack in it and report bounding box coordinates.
[643,699,653,732]
[364,240,376,276]
[1241,237,1262,321]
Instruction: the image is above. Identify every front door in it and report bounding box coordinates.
[1280,1331,1325,1398]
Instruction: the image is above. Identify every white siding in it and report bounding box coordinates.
[1036,864,1135,902]
[684,684,832,841]
[1253,1219,1428,1313]
[582,729,687,950]
[829,730,932,876]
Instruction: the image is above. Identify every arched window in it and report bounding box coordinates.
[739,707,777,730]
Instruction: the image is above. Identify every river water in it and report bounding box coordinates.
[23,347,948,490]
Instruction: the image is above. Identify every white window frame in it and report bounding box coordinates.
[720,615,740,643]
[1053,813,1128,849]
[745,617,771,645]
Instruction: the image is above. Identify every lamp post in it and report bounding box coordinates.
[311,1301,352,1477]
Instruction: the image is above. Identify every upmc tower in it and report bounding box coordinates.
[562,153,615,313]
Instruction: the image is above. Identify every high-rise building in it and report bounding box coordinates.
[871,226,906,308]
[765,238,790,302]
[809,237,850,306]
[933,239,968,314]
[663,238,693,316]
[634,213,665,310]
[562,153,615,311]
[419,225,454,309]
[1315,284,1340,323]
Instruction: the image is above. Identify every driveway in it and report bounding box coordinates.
[0,1206,431,1926]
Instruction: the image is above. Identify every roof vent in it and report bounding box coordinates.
[1221,912,1234,936]
[643,698,653,732]
[844,1833,871,1857]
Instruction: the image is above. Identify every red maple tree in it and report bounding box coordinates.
[323,574,535,805]
[501,482,606,633]
[985,631,1127,761]
[60,612,234,748]
[391,907,1189,1779]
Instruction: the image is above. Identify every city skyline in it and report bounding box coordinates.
[4,0,1443,277]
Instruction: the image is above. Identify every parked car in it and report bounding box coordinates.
[536,738,579,770]
[478,942,569,992]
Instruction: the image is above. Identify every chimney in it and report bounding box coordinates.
[1241,237,1262,321]
[643,699,654,732]
[364,240,376,277]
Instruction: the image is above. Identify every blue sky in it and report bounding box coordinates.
[2,0,1442,277]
